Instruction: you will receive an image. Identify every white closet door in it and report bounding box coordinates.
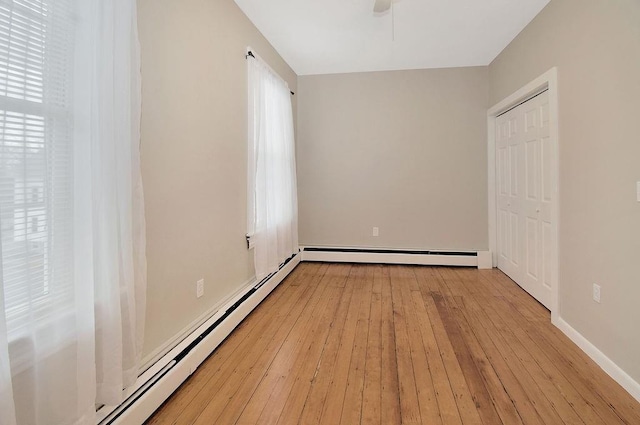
[496,91,553,309]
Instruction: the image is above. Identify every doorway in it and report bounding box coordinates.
[487,68,559,317]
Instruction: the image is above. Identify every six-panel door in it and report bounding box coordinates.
[496,91,553,309]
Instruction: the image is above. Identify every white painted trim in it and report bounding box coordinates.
[487,116,497,268]
[97,254,301,425]
[554,317,640,403]
[138,275,257,374]
[477,251,492,269]
[300,247,488,268]
[487,67,560,322]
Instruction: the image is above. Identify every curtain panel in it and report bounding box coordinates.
[247,52,299,281]
[0,1,146,424]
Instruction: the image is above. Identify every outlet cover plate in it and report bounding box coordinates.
[197,279,204,298]
[593,284,601,303]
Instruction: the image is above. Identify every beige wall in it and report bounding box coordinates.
[137,0,297,360]
[490,0,640,382]
[136,0,640,391]
[297,68,489,251]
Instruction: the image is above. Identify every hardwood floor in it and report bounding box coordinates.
[146,263,640,424]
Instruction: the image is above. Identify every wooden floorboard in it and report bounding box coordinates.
[146,263,640,425]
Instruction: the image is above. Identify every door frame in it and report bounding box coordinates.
[487,67,559,323]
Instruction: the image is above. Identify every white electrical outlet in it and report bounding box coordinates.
[372,227,379,237]
[593,284,601,303]
[196,279,204,298]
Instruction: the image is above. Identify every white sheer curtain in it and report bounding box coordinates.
[0,0,146,424]
[247,51,298,281]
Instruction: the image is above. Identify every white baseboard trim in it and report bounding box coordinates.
[138,275,257,374]
[554,316,640,403]
[300,246,491,269]
[477,251,492,269]
[97,253,301,425]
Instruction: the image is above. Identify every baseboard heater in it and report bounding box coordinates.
[97,253,301,425]
[301,246,491,268]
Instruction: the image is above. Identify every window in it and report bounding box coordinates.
[246,49,299,280]
[0,0,74,333]
[30,186,40,203]
[1,2,146,422]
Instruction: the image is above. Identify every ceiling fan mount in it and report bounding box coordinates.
[373,0,396,14]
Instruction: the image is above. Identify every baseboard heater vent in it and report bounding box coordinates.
[98,253,300,425]
[301,246,490,268]
[303,247,477,256]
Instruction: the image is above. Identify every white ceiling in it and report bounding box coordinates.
[234,0,550,75]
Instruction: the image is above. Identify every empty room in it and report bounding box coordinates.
[1,0,639,424]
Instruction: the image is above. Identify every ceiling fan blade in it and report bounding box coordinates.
[373,0,392,14]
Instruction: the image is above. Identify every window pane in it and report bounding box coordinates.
[0,0,73,335]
